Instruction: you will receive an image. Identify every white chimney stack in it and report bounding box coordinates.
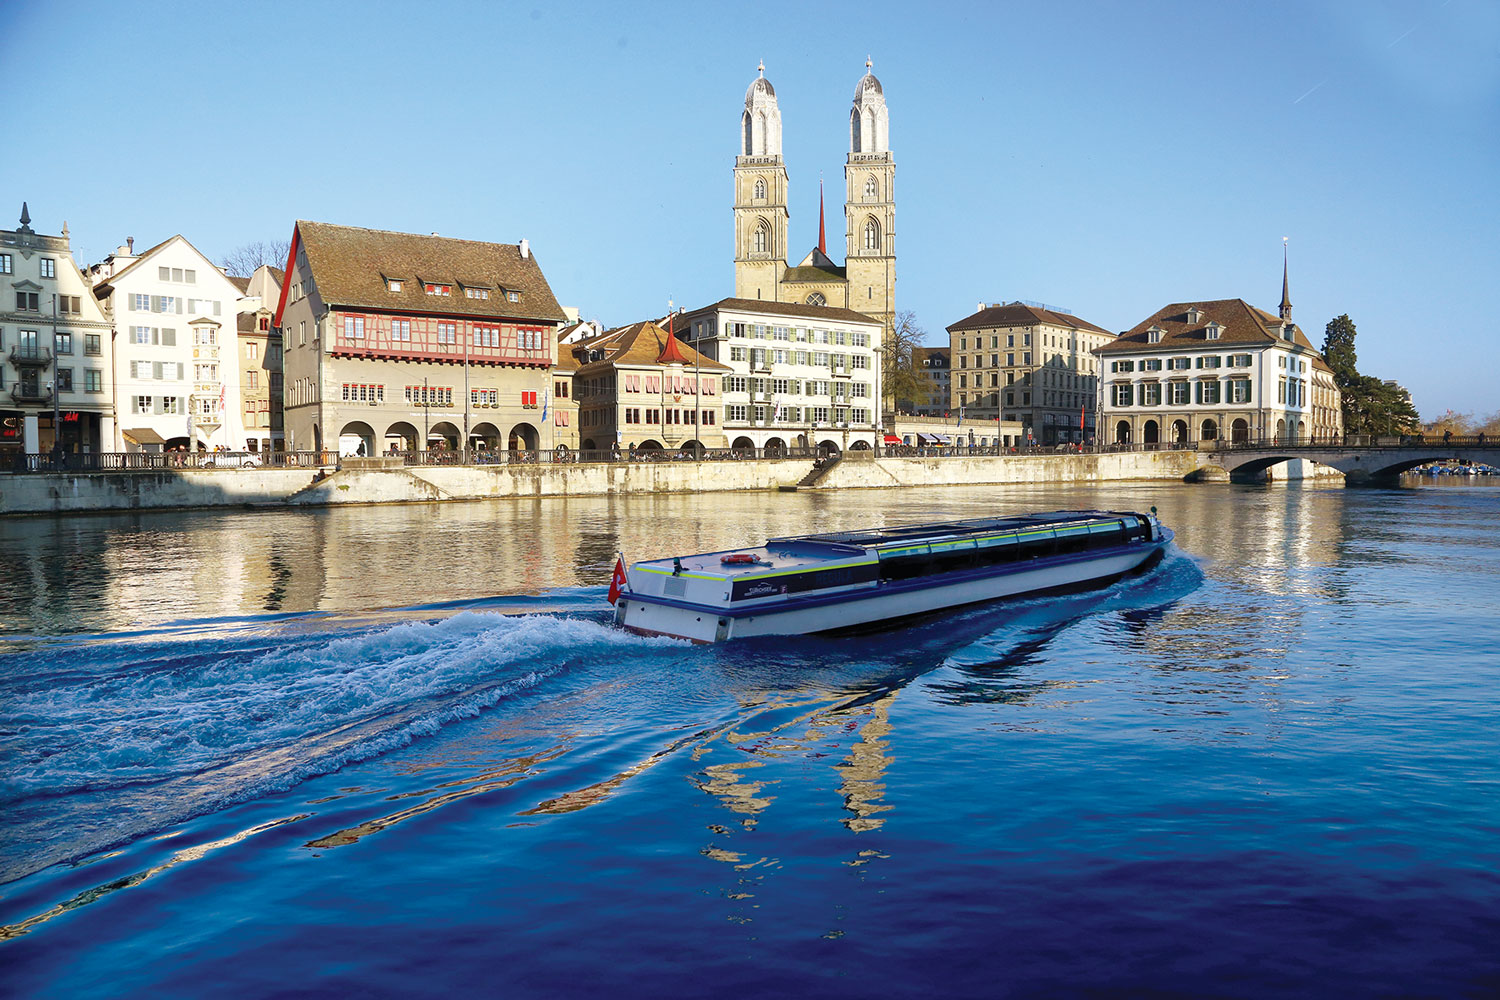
[520,238,530,259]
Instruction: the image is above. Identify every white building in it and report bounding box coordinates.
[1,203,115,458]
[1095,298,1336,446]
[676,297,883,454]
[87,235,247,452]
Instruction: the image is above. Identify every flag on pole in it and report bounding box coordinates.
[607,555,628,605]
[541,383,549,423]
[957,405,964,428]
[1079,404,1085,431]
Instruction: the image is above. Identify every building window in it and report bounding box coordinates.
[863,218,879,251]
[54,332,72,354]
[343,316,365,340]
[864,175,877,199]
[0,253,11,273]
[465,287,489,299]
[387,279,403,292]
[392,319,411,342]
[806,292,826,306]
[437,322,457,344]
[85,369,103,392]
[1169,381,1190,405]
[40,258,56,278]
[754,222,768,254]
[424,283,451,296]
[84,334,101,355]
[507,290,520,303]
[56,368,73,391]
[17,291,39,311]
[754,178,766,199]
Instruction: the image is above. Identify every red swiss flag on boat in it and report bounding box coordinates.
[607,556,628,605]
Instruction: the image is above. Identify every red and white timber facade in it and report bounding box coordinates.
[275,221,569,456]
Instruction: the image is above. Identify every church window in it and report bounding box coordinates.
[806,292,826,306]
[864,176,877,199]
[754,221,769,254]
[754,178,766,199]
[863,219,880,251]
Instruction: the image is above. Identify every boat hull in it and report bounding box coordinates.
[616,532,1171,643]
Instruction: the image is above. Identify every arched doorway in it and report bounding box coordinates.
[470,421,501,453]
[384,421,419,453]
[637,439,663,454]
[1172,419,1188,444]
[764,437,786,457]
[1142,420,1159,445]
[1231,418,1250,443]
[582,438,597,451]
[731,436,755,455]
[1276,418,1286,443]
[817,439,841,457]
[429,420,461,453]
[1297,420,1306,441]
[338,420,375,457]
[680,439,704,458]
[508,422,539,452]
[850,440,872,450]
[1201,419,1218,442]
[1115,420,1131,444]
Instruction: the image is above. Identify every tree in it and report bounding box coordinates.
[221,239,291,277]
[882,310,929,413]
[1320,314,1418,435]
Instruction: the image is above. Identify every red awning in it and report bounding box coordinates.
[883,434,901,444]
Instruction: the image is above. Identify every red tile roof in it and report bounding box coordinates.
[1097,299,1322,354]
[947,302,1113,336]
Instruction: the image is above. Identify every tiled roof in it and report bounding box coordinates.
[294,221,567,325]
[1097,299,1322,355]
[783,263,847,282]
[947,302,1113,336]
[682,296,881,327]
[572,321,730,377]
[236,313,257,333]
[228,276,252,294]
[912,346,950,365]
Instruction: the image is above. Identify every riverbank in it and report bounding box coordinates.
[0,451,1220,516]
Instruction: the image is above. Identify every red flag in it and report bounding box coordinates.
[607,556,628,605]
[1080,405,1085,430]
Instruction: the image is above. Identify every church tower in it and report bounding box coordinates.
[844,58,895,333]
[734,63,790,302]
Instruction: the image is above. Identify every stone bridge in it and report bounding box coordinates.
[1197,438,1500,484]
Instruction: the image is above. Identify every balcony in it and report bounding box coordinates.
[10,385,52,405]
[8,346,52,368]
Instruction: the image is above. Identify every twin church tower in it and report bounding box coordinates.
[732,60,895,334]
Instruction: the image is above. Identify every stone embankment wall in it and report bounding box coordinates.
[0,451,1208,516]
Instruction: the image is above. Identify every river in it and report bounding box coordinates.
[1,480,1497,997]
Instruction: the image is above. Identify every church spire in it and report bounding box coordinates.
[818,177,826,255]
[1279,237,1292,321]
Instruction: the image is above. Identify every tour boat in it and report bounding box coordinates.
[611,509,1173,643]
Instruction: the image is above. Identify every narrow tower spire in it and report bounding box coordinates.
[1280,237,1292,321]
[818,177,827,255]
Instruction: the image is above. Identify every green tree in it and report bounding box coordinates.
[882,311,929,414]
[1320,314,1419,435]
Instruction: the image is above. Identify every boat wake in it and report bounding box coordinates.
[0,608,680,885]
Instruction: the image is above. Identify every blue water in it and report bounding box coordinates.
[2,483,1498,997]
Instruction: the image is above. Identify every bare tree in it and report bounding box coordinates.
[882,310,929,413]
[221,239,291,277]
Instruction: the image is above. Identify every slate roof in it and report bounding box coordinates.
[293,221,567,325]
[228,276,252,294]
[912,346,950,366]
[682,296,881,327]
[1097,299,1322,355]
[783,263,847,282]
[947,302,1113,336]
[572,321,730,378]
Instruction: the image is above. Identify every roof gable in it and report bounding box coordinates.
[1098,298,1323,354]
[947,302,1113,337]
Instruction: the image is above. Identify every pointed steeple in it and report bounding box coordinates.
[654,321,690,366]
[818,177,827,255]
[1279,238,1293,321]
[20,202,30,226]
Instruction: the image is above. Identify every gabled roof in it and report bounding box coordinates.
[681,296,880,327]
[227,276,252,294]
[572,321,730,378]
[912,346,950,366]
[947,302,1113,336]
[90,234,240,293]
[292,221,567,325]
[1097,299,1322,355]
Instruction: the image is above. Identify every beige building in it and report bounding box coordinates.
[1096,296,1341,445]
[732,61,895,336]
[275,222,568,456]
[945,302,1114,446]
[1,203,115,459]
[230,264,285,452]
[571,320,728,454]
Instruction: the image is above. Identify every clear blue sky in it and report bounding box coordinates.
[4,0,1496,418]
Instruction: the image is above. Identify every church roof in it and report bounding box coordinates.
[854,71,883,102]
[783,259,847,282]
[746,75,776,103]
[947,302,1113,336]
[1096,299,1321,355]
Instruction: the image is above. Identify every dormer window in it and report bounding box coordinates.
[1281,324,1294,341]
[1186,307,1202,324]
[507,290,520,303]
[424,283,451,296]
[1205,322,1222,341]
[1147,326,1164,344]
[387,279,403,292]
[465,287,490,300]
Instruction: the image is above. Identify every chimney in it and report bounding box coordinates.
[520,238,530,259]
[126,236,134,252]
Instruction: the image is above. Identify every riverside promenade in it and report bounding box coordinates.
[0,448,1206,516]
